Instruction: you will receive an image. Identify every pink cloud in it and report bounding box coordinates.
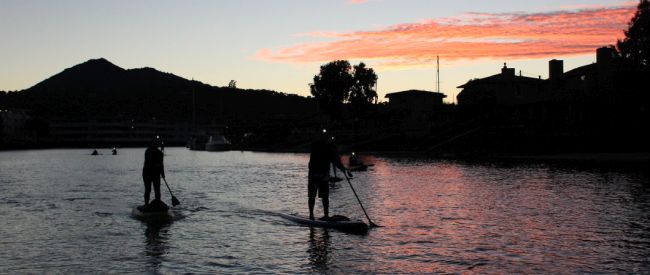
[348,0,369,4]
[256,4,636,68]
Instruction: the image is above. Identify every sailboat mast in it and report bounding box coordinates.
[191,78,196,132]
[436,56,440,93]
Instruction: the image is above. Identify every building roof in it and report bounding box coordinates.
[457,73,544,89]
[384,89,447,98]
[562,63,597,78]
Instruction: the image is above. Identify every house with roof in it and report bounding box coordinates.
[382,90,450,134]
[550,47,642,101]
[457,47,641,108]
[384,89,446,111]
[450,47,647,154]
[456,64,546,108]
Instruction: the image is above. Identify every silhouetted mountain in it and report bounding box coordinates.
[2,58,317,122]
[30,58,127,91]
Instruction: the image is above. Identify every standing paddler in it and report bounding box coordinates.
[141,137,166,211]
[308,129,352,220]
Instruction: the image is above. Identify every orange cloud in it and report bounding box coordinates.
[257,4,636,69]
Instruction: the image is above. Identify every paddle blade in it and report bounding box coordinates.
[171,196,180,206]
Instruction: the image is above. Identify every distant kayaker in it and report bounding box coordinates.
[142,138,165,206]
[349,152,360,166]
[112,147,117,155]
[308,129,352,220]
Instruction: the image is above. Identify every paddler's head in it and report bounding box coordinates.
[149,136,162,148]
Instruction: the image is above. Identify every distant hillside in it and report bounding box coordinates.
[0,58,317,122]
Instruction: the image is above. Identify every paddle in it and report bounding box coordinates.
[343,172,379,228]
[162,177,180,206]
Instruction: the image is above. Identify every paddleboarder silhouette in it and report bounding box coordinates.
[142,137,166,209]
[308,129,352,220]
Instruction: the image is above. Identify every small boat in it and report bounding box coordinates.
[348,153,371,171]
[205,134,231,151]
[348,164,369,172]
[187,135,209,150]
[280,213,368,234]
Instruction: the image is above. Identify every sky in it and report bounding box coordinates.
[0,0,639,102]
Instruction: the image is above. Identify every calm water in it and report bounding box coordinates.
[0,148,648,274]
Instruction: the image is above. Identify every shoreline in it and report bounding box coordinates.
[2,146,648,164]
[493,152,650,163]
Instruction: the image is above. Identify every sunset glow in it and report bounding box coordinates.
[0,0,639,99]
[257,4,636,69]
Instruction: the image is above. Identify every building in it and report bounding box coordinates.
[0,109,32,145]
[382,90,449,135]
[44,118,193,147]
[451,47,647,153]
[384,89,446,111]
[456,64,545,107]
[550,47,643,101]
[457,47,642,108]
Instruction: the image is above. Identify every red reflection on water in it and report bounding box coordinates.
[356,159,479,272]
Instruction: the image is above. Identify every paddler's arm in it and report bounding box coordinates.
[160,152,166,179]
[331,148,352,177]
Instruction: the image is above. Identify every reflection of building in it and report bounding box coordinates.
[385,90,446,111]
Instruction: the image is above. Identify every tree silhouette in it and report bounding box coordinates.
[617,0,650,69]
[310,60,354,120]
[350,62,378,115]
[310,60,378,125]
[310,61,378,151]
[350,63,378,151]
[228,80,237,88]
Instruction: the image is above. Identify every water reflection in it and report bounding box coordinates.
[307,227,331,271]
[143,221,171,272]
[1,149,648,273]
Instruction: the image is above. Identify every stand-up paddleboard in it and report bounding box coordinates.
[132,199,174,221]
[280,213,368,234]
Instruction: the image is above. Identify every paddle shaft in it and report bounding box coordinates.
[344,174,378,227]
[162,177,173,195]
[162,177,180,206]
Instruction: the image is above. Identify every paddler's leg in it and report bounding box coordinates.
[308,175,317,220]
[153,177,161,202]
[322,197,329,218]
[308,197,315,220]
[320,180,329,219]
[143,174,152,205]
